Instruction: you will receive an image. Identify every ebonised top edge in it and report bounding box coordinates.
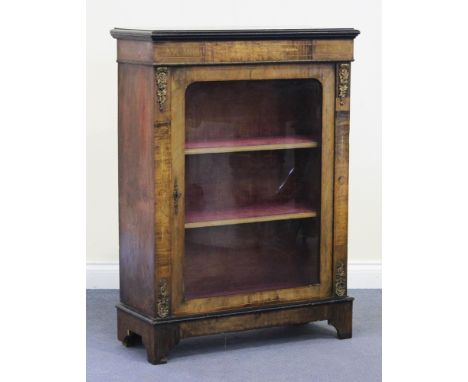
[110,28,360,41]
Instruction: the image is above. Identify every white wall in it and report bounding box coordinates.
[87,0,381,284]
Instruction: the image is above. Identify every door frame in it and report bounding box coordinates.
[168,63,336,316]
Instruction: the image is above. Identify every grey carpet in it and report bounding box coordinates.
[87,289,381,382]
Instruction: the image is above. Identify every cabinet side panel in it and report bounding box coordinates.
[117,40,154,63]
[118,64,155,316]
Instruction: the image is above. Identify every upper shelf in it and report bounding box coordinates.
[110,28,360,41]
[185,136,319,155]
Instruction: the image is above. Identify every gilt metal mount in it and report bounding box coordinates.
[338,63,350,106]
[335,261,347,297]
[157,279,169,318]
[156,67,168,112]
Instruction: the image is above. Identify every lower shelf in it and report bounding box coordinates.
[185,203,317,229]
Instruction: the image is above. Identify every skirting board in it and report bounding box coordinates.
[86,261,381,289]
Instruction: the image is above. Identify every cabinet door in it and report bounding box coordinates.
[169,64,335,316]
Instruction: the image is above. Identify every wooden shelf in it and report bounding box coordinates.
[185,136,319,155]
[185,203,317,229]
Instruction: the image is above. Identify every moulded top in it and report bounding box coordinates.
[110,28,360,41]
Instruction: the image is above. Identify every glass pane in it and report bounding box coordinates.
[184,219,320,299]
[185,79,322,150]
[185,150,320,226]
[184,78,322,299]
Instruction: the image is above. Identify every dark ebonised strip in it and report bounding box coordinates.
[110,28,360,41]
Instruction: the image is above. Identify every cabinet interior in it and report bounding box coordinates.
[183,78,323,299]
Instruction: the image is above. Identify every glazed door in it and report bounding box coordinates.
[170,64,335,315]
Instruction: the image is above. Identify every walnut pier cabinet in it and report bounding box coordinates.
[110,28,359,364]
